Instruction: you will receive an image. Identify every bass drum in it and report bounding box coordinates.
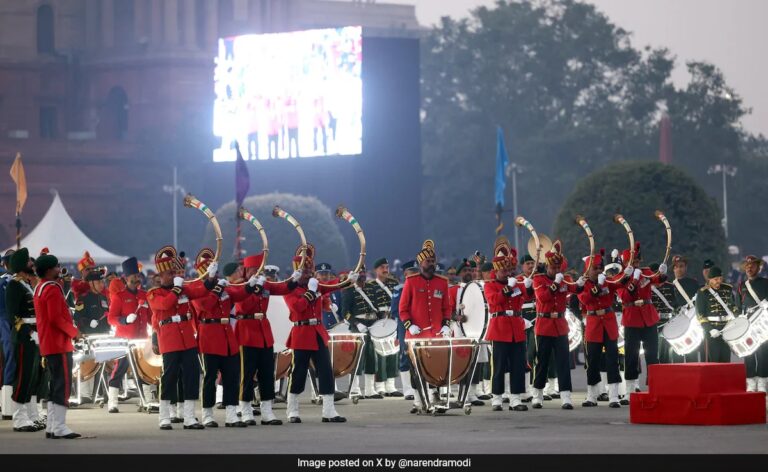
[130,341,162,385]
[77,359,107,381]
[407,337,478,387]
[267,296,293,352]
[325,323,366,378]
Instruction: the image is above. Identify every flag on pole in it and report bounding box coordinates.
[494,127,509,234]
[10,152,27,215]
[235,142,250,207]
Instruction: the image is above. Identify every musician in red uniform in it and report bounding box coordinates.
[398,240,452,413]
[616,243,667,394]
[282,248,356,423]
[483,238,530,412]
[531,240,579,409]
[224,252,293,426]
[147,245,218,430]
[33,253,82,439]
[70,251,107,302]
[106,257,152,413]
[577,251,624,408]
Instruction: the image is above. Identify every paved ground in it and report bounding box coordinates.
[1,368,766,454]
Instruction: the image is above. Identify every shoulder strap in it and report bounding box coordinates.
[673,279,695,307]
[707,287,734,318]
[650,285,674,312]
[745,279,763,306]
[375,278,393,298]
[353,285,378,313]
[34,280,64,298]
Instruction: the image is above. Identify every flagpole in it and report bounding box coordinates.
[15,212,21,250]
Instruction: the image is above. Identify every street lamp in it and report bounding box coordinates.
[707,164,737,239]
[162,166,186,249]
[505,162,524,250]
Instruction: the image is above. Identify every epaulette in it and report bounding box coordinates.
[75,303,84,311]
[721,283,733,289]
[434,274,449,281]
[698,286,709,292]
[406,272,420,279]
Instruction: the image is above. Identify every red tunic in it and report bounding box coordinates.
[147,282,209,354]
[483,278,526,343]
[577,279,619,343]
[107,288,152,339]
[532,273,577,337]
[398,273,451,339]
[448,284,461,317]
[616,268,663,328]
[225,281,292,349]
[283,285,338,350]
[190,284,239,356]
[34,281,79,356]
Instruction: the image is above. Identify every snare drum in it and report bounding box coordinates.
[129,340,162,385]
[747,302,768,340]
[87,335,130,363]
[407,337,478,388]
[661,313,704,355]
[722,317,762,358]
[565,309,582,352]
[368,318,399,357]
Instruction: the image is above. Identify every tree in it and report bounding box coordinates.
[202,193,350,272]
[553,161,725,276]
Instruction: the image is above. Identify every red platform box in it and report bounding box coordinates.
[647,363,746,396]
[630,392,766,425]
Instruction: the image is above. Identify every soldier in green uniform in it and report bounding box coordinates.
[4,248,45,432]
[649,262,680,364]
[73,271,111,336]
[695,266,737,363]
[341,265,389,400]
[669,255,701,362]
[370,258,403,397]
[736,255,768,392]
[519,255,537,402]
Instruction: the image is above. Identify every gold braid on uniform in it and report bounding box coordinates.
[403,319,412,329]
[171,286,183,296]
[303,291,318,302]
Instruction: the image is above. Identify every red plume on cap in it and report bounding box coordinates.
[243,252,264,269]
[78,250,96,273]
[583,248,605,271]
[39,247,50,256]
[621,242,641,267]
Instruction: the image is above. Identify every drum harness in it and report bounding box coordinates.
[353,285,379,321]
[744,280,764,315]
[673,279,696,309]
[651,285,675,321]
[706,287,735,322]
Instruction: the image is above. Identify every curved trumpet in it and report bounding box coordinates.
[183,194,223,283]
[573,215,596,280]
[319,206,366,290]
[517,216,547,265]
[228,207,269,286]
[605,213,635,284]
[645,210,672,279]
[272,206,307,284]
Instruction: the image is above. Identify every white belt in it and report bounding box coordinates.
[355,313,378,320]
[707,316,728,322]
[522,303,535,310]
[21,318,37,324]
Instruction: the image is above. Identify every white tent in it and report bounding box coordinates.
[7,191,125,264]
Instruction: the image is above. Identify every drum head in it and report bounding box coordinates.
[328,322,351,334]
[662,314,691,339]
[369,318,397,338]
[267,296,292,352]
[722,317,750,341]
[459,282,488,339]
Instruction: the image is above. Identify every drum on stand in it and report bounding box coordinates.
[661,306,703,356]
[565,309,583,352]
[368,318,399,357]
[458,281,489,363]
[129,340,162,385]
[326,323,366,378]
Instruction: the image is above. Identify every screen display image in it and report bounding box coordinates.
[212,26,363,162]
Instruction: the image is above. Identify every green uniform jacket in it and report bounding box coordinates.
[341,282,389,332]
[696,283,737,329]
[651,280,678,325]
[737,276,768,314]
[370,277,399,314]
[5,276,36,344]
[671,277,700,308]
[74,290,111,335]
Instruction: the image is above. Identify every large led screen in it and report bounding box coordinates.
[212,26,363,162]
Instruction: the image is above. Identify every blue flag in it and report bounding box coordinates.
[495,126,508,208]
[235,142,250,207]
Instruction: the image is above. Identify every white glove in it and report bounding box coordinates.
[523,277,532,288]
[307,277,319,292]
[247,275,259,287]
[633,269,641,280]
[624,266,634,277]
[598,274,606,286]
[439,325,452,336]
[507,277,517,287]
[90,319,99,329]
[217,278,228,287]
[347,272,360,283]
[576,276,585,287]
[30,331,39,345]
[206,262,219,278]
[126,313,137,324]
[331,303,338,313]
[173,276,184,287]
[611,249,619,259]
[554,273,564,284]
[658,263,667,275]
[408,324,421,336]
[523,318,533,330]
[255,275,266,286]
[291,270,302,282]
[709,329,721,338]
[356,323,368,333]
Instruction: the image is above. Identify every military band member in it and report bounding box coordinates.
[1,250,17,420]
[736,255,768,392]
[283,249,353,423]
[531,240,577,409]
[518,255,537,402]
[390,260,419,401]
[106,257,153,413]
[371,258,402,397]
[484,238,530,412]
[702,259,715,284]
[34,253,82,439]
[74,271,111,335]
[147,246,216,430]
[70,251,105,302]
[341,266,387,399]
[451,258,485,406]
[648,263,680,364]
[616,244,667,394]
[399,240,452,413]
[696,266,737,363]
[225,252,292,426]
[578,251,622,408]
[316,263,340,329]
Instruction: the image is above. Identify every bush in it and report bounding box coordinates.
[553,161,725,276]
[202,193,351,272]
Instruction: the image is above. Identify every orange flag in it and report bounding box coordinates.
[10,152,27,215]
